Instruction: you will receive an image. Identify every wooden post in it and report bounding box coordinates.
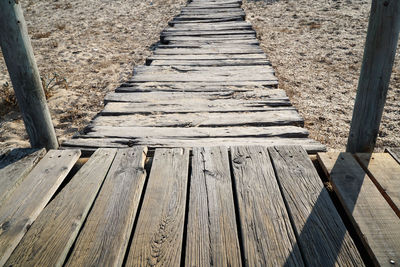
[347,0,400,153]
[0,0,58,150]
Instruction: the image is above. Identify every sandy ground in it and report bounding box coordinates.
[243,0,400,151]
[0,0,186,149]
[1,0,399,151]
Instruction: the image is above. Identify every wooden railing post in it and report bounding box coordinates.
[0,0,59,150]
[347,0,400,153]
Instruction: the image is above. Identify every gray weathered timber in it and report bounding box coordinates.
[150,59,269,66]
[83,125,308,139]
[0,149,80,266]
[91,110,303,127]
[356,153,400,217]
[186,147,242,266]
[62,138,326,153]
[66,147,147,267]
[101,102,294,115]
[122,80,277,88]
[116,83,272,92]
[0,148,46,205]
[0,1,58,150]
[231,146,304,266]
[347,0,400,152]
[148,54,267,60]
[126,148,189,266]
[318,152,400,266]
[387,148,400,164]
[269,146,364,266]
[104,89,287,103]
[5,149,116,267]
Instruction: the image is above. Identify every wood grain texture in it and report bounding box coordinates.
[0,149,80,266]
[269,146,364,266]
[356,153,400,217]
[84,126,308,139]
[102,102,294,115]
[92,110,304,128]
[387,148,400,164]
[0,0,58,149]
[0,148,46,205]
[104,90,287,103]
[318,152,400,266]
[185,147,241,266]
[62,137,325,154]
[346,0,400,152]
[5,148,116,267]
[66,147,147,267]
[126,148,189,266]
[231,146,304,266]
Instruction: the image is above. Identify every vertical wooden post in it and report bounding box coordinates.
[0,0,58,150]
[347,0,400,153]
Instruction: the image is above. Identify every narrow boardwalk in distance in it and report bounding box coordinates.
[62,0,325,153]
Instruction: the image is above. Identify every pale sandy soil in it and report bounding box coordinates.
[1,0,399,151]
[243,0,400,151]
[0,0,186,149]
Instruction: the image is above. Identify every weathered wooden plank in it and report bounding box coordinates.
[150,59,269,66]
[356,153,400,217]
[117,83,271,92]
[92,110,303,128]
[154,47,264,55]
[125,148,189,266]
[168,21,251,28]
[104,89,287,103]
[66,147,147,267]
[186,147,241,266]
[0,148,46,205]
[134,65,273,72]
[318,152,400,266]
[387,148,400,164]
[0,149,81,266]
[231,146,304,266]
[148,54,267,60]
[62,138,325,153]
[163,36,256,43]
[84,126,308,139]
[5,148,116,267]
[169,18,244,25]
[130,66,276,82]
[173,14,245,21]
[101,102,293,115]
[269,146,364,266]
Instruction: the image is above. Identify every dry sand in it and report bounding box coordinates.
[243,0,400,151]
[0,0,186,149]
[1,0,399,151]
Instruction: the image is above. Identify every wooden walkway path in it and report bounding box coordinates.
[1,146,400,266]
[61,0,325,153]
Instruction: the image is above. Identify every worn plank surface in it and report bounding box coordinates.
[83,125,308,139]
[66,147,147,267]
[269,146,364,266]
[5,148,116,267]
[387,148,400,164]
[0,148,46,205]
[126,148,189,266]
[318,152,400,266]
[62,0,325,152]
[356,153,400,217]
[231,146,304,266]
[185,147,241,266]
[0,149,80,266]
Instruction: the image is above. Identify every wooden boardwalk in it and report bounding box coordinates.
[0,145,367,266]
[61,0,325,153]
